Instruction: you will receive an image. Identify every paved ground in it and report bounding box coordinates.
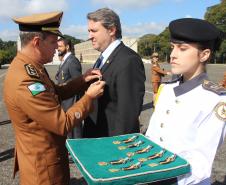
[0,63,225,185]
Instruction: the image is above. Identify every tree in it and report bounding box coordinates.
[205,0,226,63]
[63,34,83,46]
[138,34,156,58]
[0,40,16,68]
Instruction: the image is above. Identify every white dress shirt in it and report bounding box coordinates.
[59,52,71,67]
[98,39,121,69]
[146,73,226,185]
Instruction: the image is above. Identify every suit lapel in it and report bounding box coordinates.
[55,54,71,80]
[101,43,124,73]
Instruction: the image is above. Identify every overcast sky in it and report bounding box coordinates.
[0,0,220,41]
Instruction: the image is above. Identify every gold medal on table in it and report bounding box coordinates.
[98,162,108,166]
[127,140,144,148]
[109,168,120,172]
[138,158,147,162]
[122,161,142,171]
[122,135,138,143]
[147,149,165,160]
[135,145,152,154]
[118,146,126,150]
[159,154,177,165]
[126,152,135,157]
[148,163,158,167]
[110,157,131,165]
[113,141,121,144]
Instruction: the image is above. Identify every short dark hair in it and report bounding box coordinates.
[58,38,73,52]
[20,31,47,48]
[87,8,122,39]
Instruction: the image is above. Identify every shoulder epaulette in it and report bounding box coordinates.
[202,80,226,95]
[24,64,40,79]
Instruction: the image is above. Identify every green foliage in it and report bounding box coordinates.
[0,39,16,67]
[138,34,156,58]
[204,0,226,63]
[63,34,83,46]
[138,1,226,64]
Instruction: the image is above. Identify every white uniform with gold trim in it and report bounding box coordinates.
[146,73,226,185]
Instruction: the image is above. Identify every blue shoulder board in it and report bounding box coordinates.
[202,80,226,95]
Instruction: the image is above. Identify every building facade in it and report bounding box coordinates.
[74,37,138,63]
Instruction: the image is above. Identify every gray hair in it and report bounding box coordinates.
[87,8,122,39]
[20,31,47,48]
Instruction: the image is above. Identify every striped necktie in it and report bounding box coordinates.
[93,55,103,69]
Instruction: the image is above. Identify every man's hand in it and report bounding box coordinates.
[83,69,102,82]
[86,80,106,99]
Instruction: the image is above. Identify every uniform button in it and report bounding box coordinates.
[160,123,164,128]
[75,112,81,119]
[175,99,179,104]
[160,137,163,142]
[166,110,170,114]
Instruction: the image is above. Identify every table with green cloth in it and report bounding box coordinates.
[66,133,190,185]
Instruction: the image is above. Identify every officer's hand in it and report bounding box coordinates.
[86,80,106,99]
[83,69,102,82]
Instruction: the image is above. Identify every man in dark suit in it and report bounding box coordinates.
[83,8,146,138]
[56,38,82,138]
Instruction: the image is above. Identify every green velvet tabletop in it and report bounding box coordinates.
[66,133,190,185]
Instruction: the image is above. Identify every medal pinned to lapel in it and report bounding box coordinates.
[61,71,64,80]
[214,102,226,121]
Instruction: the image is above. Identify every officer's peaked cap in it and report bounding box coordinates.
[169,18,221,50]
[13,11,63,37]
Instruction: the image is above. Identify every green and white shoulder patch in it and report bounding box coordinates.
[28,82,46,96]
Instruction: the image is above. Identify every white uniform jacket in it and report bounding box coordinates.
[146,73,226,185]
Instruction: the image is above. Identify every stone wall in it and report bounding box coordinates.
[74,37,138,63]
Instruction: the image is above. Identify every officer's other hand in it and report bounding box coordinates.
[86,80,105,99]
[83,69,102,82]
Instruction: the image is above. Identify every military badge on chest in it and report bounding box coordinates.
[214,102,226,121]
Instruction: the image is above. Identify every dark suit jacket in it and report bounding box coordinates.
[55,54,82,111]
[83,42,146,138]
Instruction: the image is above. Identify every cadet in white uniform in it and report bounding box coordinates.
[146,18,226,185]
